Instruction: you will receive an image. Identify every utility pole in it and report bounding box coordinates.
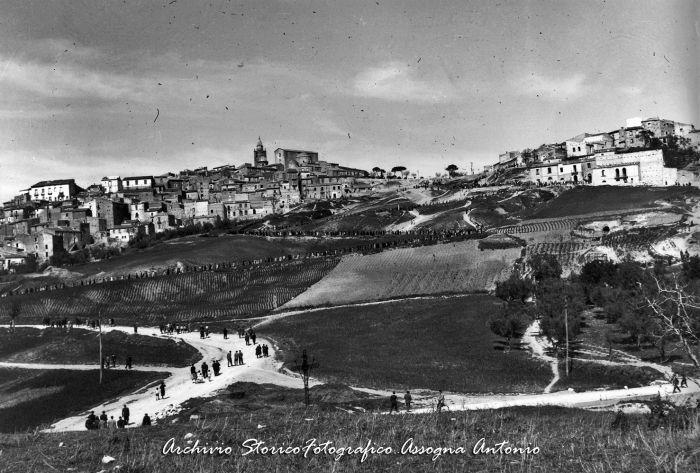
[564,299,569,377]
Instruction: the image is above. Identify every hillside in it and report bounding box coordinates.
[282,240,520,308]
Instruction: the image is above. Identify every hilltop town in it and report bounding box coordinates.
[2,117,700,272]
[0,138,369,268]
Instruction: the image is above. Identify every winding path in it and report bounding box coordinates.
[3,313,698,430]
[0,325,308,432]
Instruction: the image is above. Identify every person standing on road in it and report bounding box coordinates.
[201,361,209,379]
[250,330,257,345]
[227,351,233,367]
[122,405,130,425]
[223,328,228,339]
[191,364,197,381]
[125,354,132,369]
[239,351,244,365]
[436,391,445,413]
[681,374,688,388]
[404,391,412,412]
[389,392,399,413]
[111,354,117,368]
[245,333,250,346]
[99,411,108,428]
[255,345,262,358]
[160,381,166,399]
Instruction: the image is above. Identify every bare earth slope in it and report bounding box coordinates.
[282,240,520,308]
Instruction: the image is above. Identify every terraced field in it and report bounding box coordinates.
[282,240,520,307]
[0,259,340,323]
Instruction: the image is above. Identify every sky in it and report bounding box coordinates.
[0,0,698,202]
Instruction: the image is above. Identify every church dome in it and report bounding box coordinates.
[287,159,298,169]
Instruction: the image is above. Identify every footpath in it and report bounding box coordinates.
[2,318,698,430]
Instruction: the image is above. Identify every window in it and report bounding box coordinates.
[587,163,591,169]
[601,170,606,177]
[573,165,577,172]
[547,168,552,174]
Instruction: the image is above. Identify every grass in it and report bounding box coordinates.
[523,186,700,220]
[0,327,200,367]
[265,295,552,393]
[1,392,699,472]
[0,258,340,324]
[284,240,518,307]
[48,234,399,279]
[0,368,167,433]
[553,361,661,392]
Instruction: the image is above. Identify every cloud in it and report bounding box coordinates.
[512,73,587,101]
[352,62,454,102]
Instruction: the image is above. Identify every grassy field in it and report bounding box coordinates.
[0,258,340,324]
[523,186,699,220]
[553,361,661,392]
[1,395,698,472]
[54,234,400,279]
[0,327,200,367]
[266,295,551,393]
[0,368,166,433]
[283,240,519,307]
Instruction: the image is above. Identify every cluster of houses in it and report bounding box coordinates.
[0,138,369,268]
[487,117,700,187]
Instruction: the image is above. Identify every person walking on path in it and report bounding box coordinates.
[436,391,445,413]
[389,392,399,413]
[223,328,228,339]
[155,389,160,401]
[122,405,130,425]
[681,374,688,388]
[201,361,209,379]
[245,333,250,346]
[404,391,412,412]
[125,354,132,370]
[227,351,233,367]
[673,376,681,393]
[160,381,166,399]
[200,327,205,339]
[238,351,244,365]
[134,324,138,334]
[255,345,262,358]
[251,330,257,345]
[111,354,117,368]
[142,414,152,426]
[191,364,197,381]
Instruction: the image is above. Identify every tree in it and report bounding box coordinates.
[372,167,381,178]
[641,276,700,369]
[521,149,534,164]
[495,273,534,304]
[530,254,562,282]
[445,164,459,177]
[391,166,407,177]
[489,304,530,352]
[535,279,586,357]
[636,129,655,148]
